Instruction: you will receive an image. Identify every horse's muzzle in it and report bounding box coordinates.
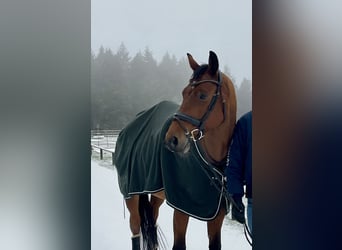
[164,135,190,154]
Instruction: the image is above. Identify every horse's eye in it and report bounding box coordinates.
[198,92,208,100]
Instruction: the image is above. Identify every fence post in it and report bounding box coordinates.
[100,148,103,160]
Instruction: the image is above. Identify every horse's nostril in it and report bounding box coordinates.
[165,135,179,152]
[170,136,178,147]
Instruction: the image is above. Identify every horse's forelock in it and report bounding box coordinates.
[192,64,208,80]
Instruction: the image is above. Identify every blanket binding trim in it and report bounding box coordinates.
[124,187,165,200]
[165,184,224,221]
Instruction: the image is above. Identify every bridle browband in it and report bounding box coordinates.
[173,71,226,141]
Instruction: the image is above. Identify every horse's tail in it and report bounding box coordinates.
[139,194,158,250]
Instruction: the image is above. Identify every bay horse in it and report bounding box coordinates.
[113,51,236,250]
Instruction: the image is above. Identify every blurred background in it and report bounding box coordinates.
[1,0,341,249]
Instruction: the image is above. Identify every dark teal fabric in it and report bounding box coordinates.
[114,101,225,220]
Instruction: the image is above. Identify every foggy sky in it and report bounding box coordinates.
[91,0,251,84]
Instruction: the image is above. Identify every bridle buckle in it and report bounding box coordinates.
[190,128,204,141]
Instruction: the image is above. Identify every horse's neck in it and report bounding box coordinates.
[202,125,231,163]
[202,89,235,163]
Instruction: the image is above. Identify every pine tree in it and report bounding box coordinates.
[91,47,251,129]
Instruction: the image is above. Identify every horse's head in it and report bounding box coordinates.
[165,51,236,160]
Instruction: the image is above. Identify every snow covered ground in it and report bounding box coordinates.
[91,156,251,250]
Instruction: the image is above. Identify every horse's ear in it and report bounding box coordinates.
[208,51,219,76]
[187,53,200,71]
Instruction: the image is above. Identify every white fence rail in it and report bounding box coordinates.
[91,129,120,148]
[91,130,120,165]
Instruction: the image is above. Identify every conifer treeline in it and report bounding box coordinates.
[91,44,251,129]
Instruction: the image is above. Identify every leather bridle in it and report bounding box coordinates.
[173,71,226,141]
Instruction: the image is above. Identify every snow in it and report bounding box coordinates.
[91,157,251,250]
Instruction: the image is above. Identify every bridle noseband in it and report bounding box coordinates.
[173,71,226,141]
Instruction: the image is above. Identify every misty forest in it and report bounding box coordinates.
[91,44,252,130]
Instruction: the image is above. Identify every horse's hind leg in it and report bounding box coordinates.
[150,195,165,248]
[172,209,189,250]
[150,194,164,222]
[125,195,141,250]
[207,207,226,250]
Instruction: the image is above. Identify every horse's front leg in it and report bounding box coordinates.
[172,209,189,250]
[125,195,141,250]
[207,207,226,250]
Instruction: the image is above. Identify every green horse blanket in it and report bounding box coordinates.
[114,101,225,220]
